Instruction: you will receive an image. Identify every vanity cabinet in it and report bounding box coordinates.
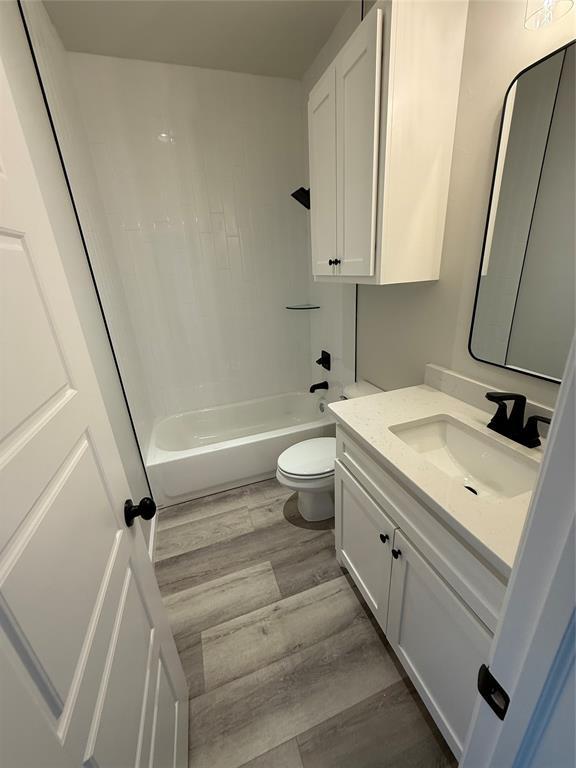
[387,530,492,756]
[334,462,396,628]
[334,427,504,758]
[308,1,468,284]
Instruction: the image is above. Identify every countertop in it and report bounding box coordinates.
[329,385,543,579]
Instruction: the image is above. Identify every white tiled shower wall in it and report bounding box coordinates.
[24,2,355,462]
[69,52,314,421]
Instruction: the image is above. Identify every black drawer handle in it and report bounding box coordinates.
[379,533,389,543]
[391,548,402,559]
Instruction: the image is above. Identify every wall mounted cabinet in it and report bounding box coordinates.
[308,1,468,284]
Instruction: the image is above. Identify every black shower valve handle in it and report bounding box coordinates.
[316,350,331,372]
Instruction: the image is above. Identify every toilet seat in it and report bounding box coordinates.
[277,437,336,479]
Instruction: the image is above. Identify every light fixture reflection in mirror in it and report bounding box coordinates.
[525,0,574,29]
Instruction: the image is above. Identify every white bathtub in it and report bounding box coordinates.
[146,393,335,506]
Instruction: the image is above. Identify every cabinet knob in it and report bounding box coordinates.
[391,548,402,559]
[379,533,389,543]
[333,258,341,265]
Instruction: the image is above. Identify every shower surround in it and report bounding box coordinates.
[70,52,313,420]
[22,0,354,503]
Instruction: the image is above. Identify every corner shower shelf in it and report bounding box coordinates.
[285,304,320,310]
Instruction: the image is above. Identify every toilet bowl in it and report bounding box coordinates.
[276,381,383,521]
[276,437,336,521]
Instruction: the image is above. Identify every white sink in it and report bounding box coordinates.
[390,415,539,500]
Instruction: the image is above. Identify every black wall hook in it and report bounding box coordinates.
[291,187,310,209]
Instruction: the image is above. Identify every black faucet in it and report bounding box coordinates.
[517,415,551,448]
[485,392,526,440]
[485,392,551,448]
[310,381,329,393]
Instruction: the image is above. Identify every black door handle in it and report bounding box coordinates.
[379,533,389,543]
[391,548,402,559]
[125,497,157,527]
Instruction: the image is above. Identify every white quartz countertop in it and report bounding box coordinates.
[329,385,543,579]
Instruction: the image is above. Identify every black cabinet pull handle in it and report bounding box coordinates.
[391,548,402,559]
[379,533,389,543]
[328,259,335,266]
[124,497,157,527]
[333,258,341,265]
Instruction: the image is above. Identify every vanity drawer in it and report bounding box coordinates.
[337,427,506,632]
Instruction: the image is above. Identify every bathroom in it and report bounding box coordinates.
[0,0,574,766]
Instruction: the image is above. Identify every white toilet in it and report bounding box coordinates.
[276,381,382,521]
[277,437,336,521]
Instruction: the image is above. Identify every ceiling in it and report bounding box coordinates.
[44,0,355,79]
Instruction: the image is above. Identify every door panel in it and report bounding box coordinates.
[149,658,178,768]
[1,437,119,703]
[387,530,491,757]
[308,66,337,276]
[335,461,395,630]
[336,10,382,277]
[85,572,153,768]
[0,231,69,440]
[0,640,76,768]
[0,37,187,768]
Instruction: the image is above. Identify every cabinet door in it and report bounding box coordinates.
[336,9,383,277]
[308,65,337,276]
[387,531,492,758]
[334,461,396,630]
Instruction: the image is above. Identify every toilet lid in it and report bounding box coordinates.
[278,437,336,478]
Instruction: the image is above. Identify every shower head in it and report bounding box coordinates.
[290,187,310,210]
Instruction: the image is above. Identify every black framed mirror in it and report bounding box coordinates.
[469,41,575,383]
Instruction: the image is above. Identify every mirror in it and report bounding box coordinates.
[469,41,575,383]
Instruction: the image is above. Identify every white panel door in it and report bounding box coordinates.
[0,54,188,768]
[308,65,337,276]
[387,530,492,759]
[334,462,395,631]
[336,9,382,278]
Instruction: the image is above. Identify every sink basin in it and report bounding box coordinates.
[390,415,539,500]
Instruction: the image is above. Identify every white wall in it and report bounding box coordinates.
[70,52,313,421]
[4,0,150,500]
[357,0,574,406]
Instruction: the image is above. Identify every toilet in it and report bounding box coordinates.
[276,380,382,521]
[277,437,336,521]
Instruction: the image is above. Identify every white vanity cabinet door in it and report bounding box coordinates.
[335,461,396,630]
[387,530,492,758]
[336,8,382,278]
[308,65,337,276]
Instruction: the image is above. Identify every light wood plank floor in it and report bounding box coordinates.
[155,479,456,768]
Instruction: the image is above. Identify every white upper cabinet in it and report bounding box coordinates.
[308,66,337,276]
[308,0,468,284]
[336,11,382,277]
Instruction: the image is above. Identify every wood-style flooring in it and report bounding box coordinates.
[155,479,456,768]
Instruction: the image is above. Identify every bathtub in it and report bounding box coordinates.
[146,393,335,507]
